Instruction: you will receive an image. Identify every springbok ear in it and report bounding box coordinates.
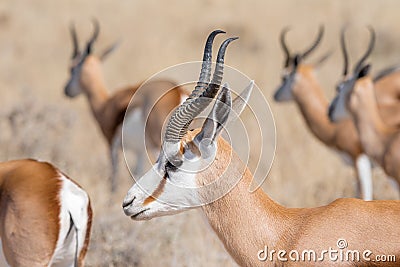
[228,80,253,123]
[195,83,232,147]
[100,41,121,61]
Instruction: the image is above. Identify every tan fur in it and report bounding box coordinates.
[0,159,92,266]
[348,77,400,184]
[375,71,400,127]
[181,130,400,267]
[292,65,363,159]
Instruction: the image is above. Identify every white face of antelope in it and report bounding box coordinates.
[122,133,212,220]
[122,85,234,220]
[122,78,253,220]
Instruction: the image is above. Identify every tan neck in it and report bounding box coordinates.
[291,65,336,144]
[79,57,109,120]
[199,138,294,266]
[350,78,395,164]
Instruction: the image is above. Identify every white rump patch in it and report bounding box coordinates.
[49,174,90,266]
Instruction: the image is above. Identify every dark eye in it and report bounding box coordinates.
[165,161,177,172]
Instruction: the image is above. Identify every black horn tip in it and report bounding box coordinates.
[280,27,291,67]
[318,24,325,34]
[91,18,100,28]
[340,26,346,37]
[205,30,226,47]
[367,25,375,32]
[353,25,376,73]
[211,29,226,35]
[280,26,291,38]
[69,22,76,31]
[90,18,100,39]
[302,25,325,58]
[221,37,239,47]
[69,22,79,59]
[340,25,349,76]
[201,29,226,62]
[367,25,376,39]
[216,37,239,63]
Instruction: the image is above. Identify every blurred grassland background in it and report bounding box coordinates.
[0,0,399,266]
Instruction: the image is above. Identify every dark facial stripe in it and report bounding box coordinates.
[143,175,168,205]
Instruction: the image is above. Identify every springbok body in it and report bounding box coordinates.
[0,159,92,266]
[64,21,186,191]
[329,27,400,189]
[123,31,400,266]
[274,27,372,200]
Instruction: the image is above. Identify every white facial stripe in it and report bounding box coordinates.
[49,174,90,266]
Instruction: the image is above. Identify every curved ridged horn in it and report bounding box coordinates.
[191,30,226,98]
[85,19,100,55]
[302,25,324,59]
[164,37,238,147]
[205,37,239,98]
[340,27,349,76]
[354,26,375,73]
[280,27,291,67]
[70,23,79,59]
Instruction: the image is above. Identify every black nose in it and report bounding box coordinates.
[122,196,136,208]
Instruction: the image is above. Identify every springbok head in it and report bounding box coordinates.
[64,19,119,98]
[273,26,330,102]
[122,30,253,220]
[328,27,375,122]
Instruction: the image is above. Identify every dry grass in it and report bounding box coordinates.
[0,0,400,266]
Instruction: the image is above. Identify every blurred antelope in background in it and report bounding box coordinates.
[329,27,400,190]
[123,30,400,267]
[0,159,92,266]
[332,27,400,128]
[273,26,373,200]
[64,20,187,191]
